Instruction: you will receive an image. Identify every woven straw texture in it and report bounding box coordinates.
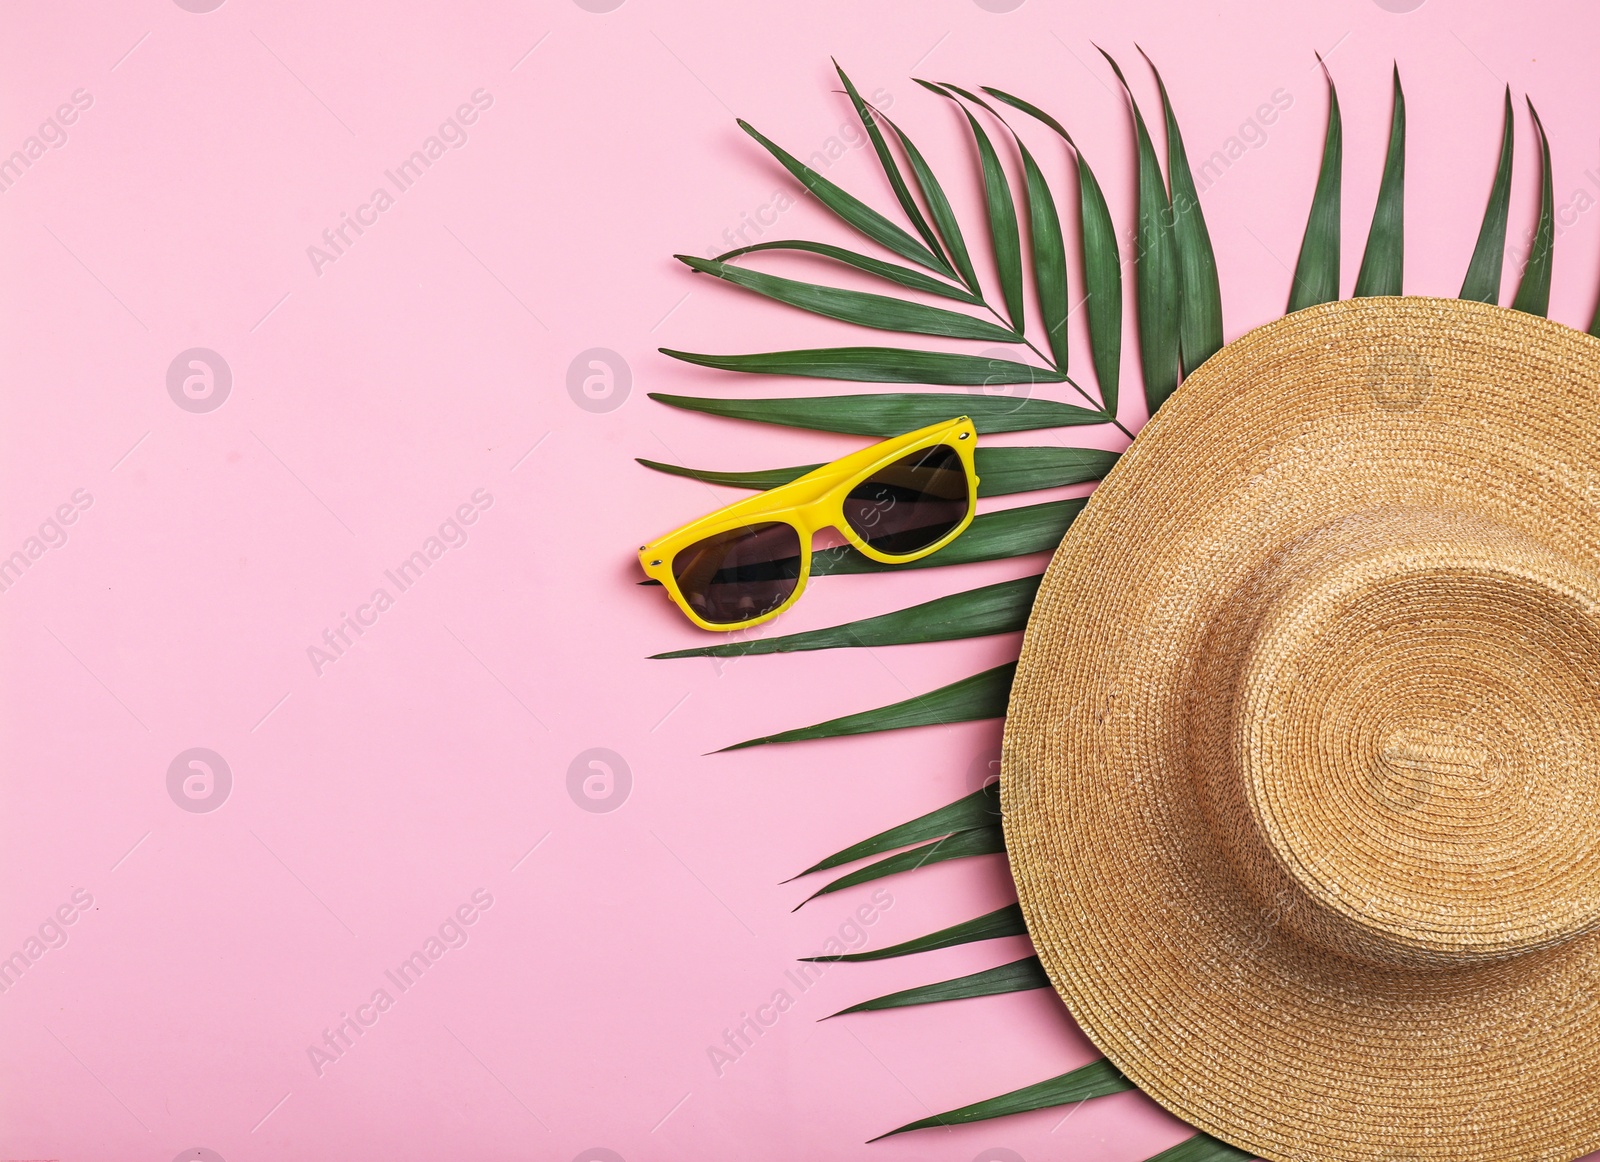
[1002,297,1600,1162]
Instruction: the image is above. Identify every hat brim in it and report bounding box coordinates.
[1002,297,1600,1162]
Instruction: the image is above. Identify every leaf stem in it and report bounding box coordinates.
[974,302,1132,436]
[1087,398,1133,440]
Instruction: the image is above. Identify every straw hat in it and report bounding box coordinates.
[1002,296,1600,1162]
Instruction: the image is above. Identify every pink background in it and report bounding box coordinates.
[3,1,1599,1159]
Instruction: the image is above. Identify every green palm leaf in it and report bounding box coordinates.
[801,902,1026,963]
[972,445,1116,494]
[1459,87,1514,304]
[1142,50,1223,376]
[717,662,1014,750]
[1102,48,1179,414]
[878,111,982,293]
[920,81,1027,333]
[676,255,1019,343]
[651,575,1041,658]
[1511,99,1554,317]
[738,118,949,275]
[871,1058,1133,1139]
[834,61,947,263]
[813,498,1084,574]
[636,458,815,491]
[983,86,1124,416]
[788,784,1000,878]
[1013,133,1070,368]
[1140,1135,1254,1162]
[1288,57,1343,312]
[713,240,983,305]
[648,391,1103,436]
[829,956,1049,1016]
[637,445,1115,498]
[797,826,1004,907]
[1353,65,1406,298]
[657,347,1064,386]
[941,82,1071,367]
[1070,151,1122,414]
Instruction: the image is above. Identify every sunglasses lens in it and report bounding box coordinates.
[672,521,803,625]
[842,443,970,555]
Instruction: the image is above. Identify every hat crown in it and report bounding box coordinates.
[1197,509,1600,968]
[1376,725,1489,783]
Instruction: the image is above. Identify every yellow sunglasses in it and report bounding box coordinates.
[639,416,980,631]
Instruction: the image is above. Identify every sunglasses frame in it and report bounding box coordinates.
[639,416,980,631]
